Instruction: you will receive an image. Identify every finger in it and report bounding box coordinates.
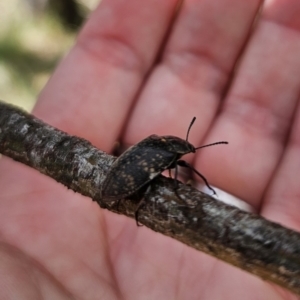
[0,0,179,286]
[196,0,300,208]
[34,0,178,151]
[0,243,72,299]
[124,0,262,145]
[262,101,300,231]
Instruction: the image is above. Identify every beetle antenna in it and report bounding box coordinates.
[186,117,196,141]
[195,141,228,150]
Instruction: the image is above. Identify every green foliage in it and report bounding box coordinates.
[0,0,92,110]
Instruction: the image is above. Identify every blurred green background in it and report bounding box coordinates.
[0,0,99,111]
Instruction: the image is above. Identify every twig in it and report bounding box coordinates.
[0,100,300,295]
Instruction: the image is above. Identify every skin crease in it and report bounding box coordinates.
[0,0,300,298]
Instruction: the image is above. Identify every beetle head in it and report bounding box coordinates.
[162,117,228,155]
[144,134,195,155]
[145,117,197,156]
[159,116,197,155]
[145,117,227,156]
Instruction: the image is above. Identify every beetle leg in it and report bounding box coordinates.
[174,162,179,188]
[172,163,187,205]
[135,198,145,227]
[116,198,122,211]
[177,160,216,195]
[134,185,152,226]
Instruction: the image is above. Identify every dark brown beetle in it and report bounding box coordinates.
[101,117,228,209]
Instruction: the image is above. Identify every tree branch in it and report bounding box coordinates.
[0,100,300,295]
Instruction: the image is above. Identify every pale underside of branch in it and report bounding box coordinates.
[0,101,300,295]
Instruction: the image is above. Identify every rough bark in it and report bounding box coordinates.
[1,101,300,295]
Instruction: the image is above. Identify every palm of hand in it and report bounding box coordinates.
[1,1,300,299]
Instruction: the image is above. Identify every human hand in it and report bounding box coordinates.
[1,0,300,299]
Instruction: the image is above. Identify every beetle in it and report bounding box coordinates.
[101,117,227,223]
